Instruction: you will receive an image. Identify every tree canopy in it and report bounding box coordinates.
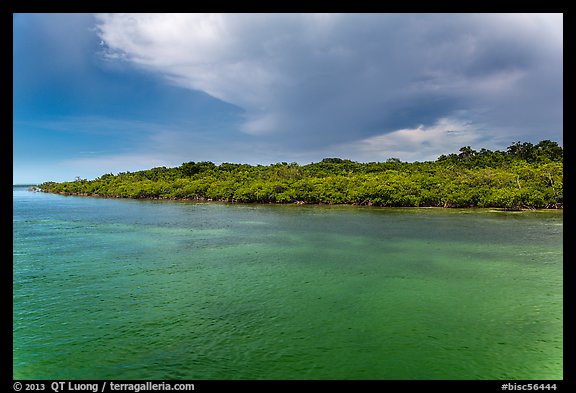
[40,140,563,209]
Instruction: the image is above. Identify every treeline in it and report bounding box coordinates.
[40,140,563,209]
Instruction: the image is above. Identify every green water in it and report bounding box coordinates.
[13,187,563,379]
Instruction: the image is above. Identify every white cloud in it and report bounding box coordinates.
[341,118,486,162]
[94,13,563,158]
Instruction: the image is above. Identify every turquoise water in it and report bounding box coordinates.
[13,186,563,380]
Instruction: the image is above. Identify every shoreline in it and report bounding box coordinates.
[38,189,564,211]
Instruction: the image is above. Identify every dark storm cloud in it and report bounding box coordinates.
[92,13,562,160]
[13,13,562,183]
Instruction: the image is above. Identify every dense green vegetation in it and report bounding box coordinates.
[40,140,563,209]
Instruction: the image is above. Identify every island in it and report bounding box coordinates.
[40,140,563,210]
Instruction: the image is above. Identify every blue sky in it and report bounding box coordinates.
[13,13,563,184]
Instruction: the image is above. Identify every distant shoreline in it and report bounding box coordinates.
[33,141,565,210]
[37,189,563,211]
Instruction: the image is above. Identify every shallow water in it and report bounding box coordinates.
[13,187,563,379]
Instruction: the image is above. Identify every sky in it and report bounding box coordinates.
[13,13,563,184]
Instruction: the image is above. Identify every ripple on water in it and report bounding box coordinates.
[13,193,563,379]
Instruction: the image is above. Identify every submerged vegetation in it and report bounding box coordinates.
[40,140,563,209]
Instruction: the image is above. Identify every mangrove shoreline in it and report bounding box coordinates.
[39,140,563,210]
[39,189,563,211]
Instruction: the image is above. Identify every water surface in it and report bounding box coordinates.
[13,187,563,379]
